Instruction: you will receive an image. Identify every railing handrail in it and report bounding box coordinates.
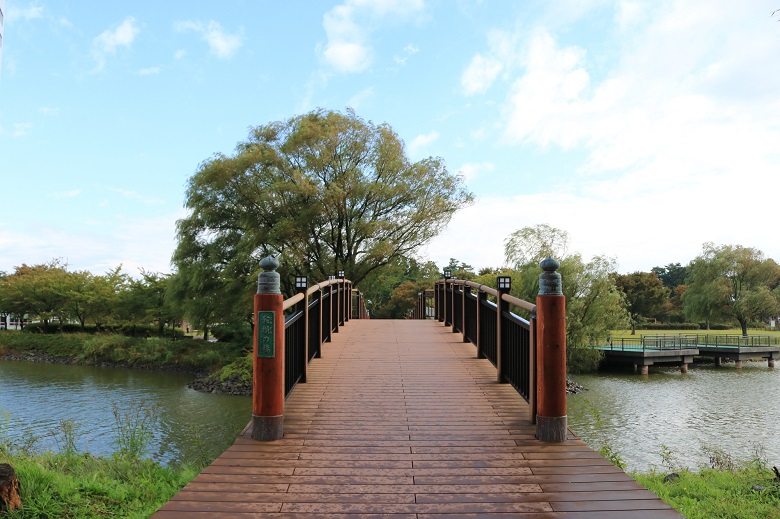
[443,278,536,314]
[425,260,568,443]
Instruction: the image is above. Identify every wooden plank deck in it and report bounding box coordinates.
[152,319,681,518]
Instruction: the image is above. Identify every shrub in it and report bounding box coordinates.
[567,345,604,373]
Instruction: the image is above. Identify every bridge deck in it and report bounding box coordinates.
[152,319,680,518]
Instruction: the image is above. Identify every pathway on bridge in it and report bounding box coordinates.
[152,319,680,518]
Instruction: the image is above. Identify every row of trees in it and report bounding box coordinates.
[0,261,178,336]
[4,109,775,374]
[616,244,780,337]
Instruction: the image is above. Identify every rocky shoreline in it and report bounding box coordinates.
[187,375,251,396]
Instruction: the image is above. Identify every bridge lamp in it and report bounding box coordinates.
[338,270,345,279]
[443,268,452,279]
[497,276,512,291]
[295,276,308,290]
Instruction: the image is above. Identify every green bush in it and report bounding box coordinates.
[216,355,252,384]
[567,345,604,373]
[211,322,252,345]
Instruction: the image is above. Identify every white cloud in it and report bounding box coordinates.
[38,107,59,116]
[91,17,140,71]
[173,49,186,60]
[428,1,780,273]
[175,20,243,59]
[12,123,32,137]
[48,190,81,199]
[457,162,495,183]
[321,0,426,73]
[347,87,375,109]
[138,66,161,76]
[6,3,44,22]
[393,43,419,65]
[461,54,503,95]
[110,188,165,206]
[408,130,439,157]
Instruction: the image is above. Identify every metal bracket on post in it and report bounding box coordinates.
[252,255,284,441]
[535,257,567,443]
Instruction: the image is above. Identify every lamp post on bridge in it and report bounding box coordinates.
[496,275,512,383]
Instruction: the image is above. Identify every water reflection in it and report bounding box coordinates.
[568,361,780,472]
[0,360,250,465]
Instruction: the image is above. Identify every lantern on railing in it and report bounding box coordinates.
[295,276,308,290]
[443,268,452,279]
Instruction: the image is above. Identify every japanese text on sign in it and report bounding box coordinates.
[256,311,275,358]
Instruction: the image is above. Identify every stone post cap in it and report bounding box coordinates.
[538,257,562,296]
[257,255,281,294]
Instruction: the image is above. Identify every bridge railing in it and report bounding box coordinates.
[251,257,365,441]
[417,259,567,442]
[603,334,776,351]
[685,334,772,348]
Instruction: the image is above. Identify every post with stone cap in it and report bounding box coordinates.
[252,255,285,441]
[535,257,568,443]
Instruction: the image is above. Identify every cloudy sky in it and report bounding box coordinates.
[1,0,779,278]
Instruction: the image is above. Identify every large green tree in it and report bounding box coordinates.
[499,225,628,372]
[173,109,473,325]
[683,243,780,336]
[613,272,669,334]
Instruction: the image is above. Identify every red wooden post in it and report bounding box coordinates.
[535,258,567,442]
[252,256,284,441]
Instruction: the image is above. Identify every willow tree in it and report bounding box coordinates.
[683,243,780,336]
[173,109,472,324]
[498,224,628,372]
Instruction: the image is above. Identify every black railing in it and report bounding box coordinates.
[502,310,532,401]
[308,292,322,361]
[463,290,477,343]
[423,279,536,408]
[479,298,498,367]
[284,308,306,396]
[280,278,363,398]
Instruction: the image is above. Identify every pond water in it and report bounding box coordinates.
[0,360,250,465]
[568,360,780,472]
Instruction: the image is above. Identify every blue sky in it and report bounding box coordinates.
[1,0,779,278]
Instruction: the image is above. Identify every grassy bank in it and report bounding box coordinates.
[633,464,780,518]
[0,452,198,518]
[0,331,246,374]
[0,403,205,518]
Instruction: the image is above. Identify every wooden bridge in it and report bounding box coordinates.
[152,259,681,518]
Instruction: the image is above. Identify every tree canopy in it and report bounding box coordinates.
[496,224,628,372]
[613,272,668,334]
[682,243,780,336]
[172,109,473,328]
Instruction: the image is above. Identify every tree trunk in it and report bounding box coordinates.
[0,463,21,511]
[739,318,748,338]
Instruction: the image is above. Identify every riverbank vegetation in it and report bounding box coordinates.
[0,332,245,375]
[631,447,780,519]
[0,404,201,518]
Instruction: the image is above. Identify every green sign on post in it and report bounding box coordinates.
[257,311,275,358]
